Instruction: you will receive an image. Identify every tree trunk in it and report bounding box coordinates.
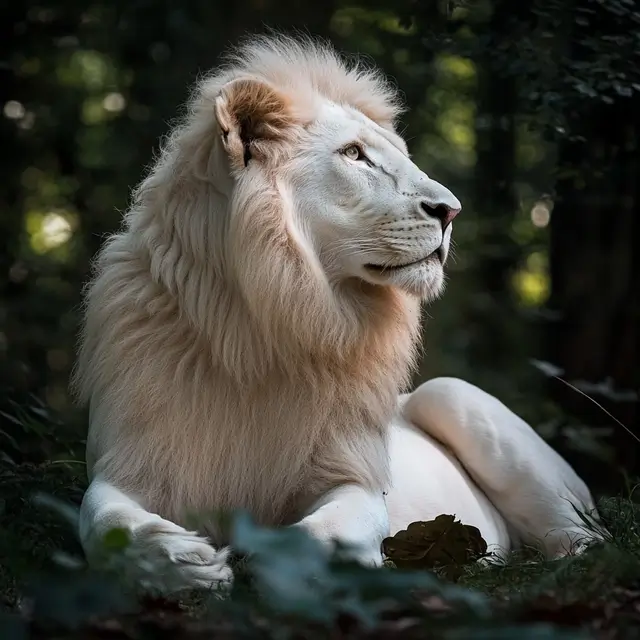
[458,0,524,393]
[548,94,640,473]
[545,0,640,479]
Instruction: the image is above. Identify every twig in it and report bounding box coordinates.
[553,376,640,446]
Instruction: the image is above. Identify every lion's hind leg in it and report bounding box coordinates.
[401,378,605,559]
[79,476,233,594]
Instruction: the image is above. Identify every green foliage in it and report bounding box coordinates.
[232,510,490,628]
[397,0,640,135]
[4,449,640,637]
[0,487,608,639]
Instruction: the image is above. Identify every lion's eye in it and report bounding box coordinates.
[343,144,365,161]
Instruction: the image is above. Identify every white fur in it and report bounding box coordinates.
[74,34,601,592]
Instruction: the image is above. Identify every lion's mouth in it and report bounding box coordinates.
[365,246,444,273]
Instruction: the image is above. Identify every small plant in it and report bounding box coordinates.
[3,491,620,639]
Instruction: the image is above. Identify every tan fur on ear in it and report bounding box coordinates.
[214,78,294,170]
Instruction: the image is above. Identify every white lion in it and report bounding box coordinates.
[74,34,601,592]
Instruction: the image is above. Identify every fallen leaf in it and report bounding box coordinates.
[382,515,488,579]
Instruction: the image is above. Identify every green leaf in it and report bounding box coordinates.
[228,511,482,627]
[102,526,132,551]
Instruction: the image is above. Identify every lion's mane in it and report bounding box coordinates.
[73,35,422,534]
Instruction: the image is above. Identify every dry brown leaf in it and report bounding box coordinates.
[382,514,488,579]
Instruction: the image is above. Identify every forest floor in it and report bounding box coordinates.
[2,455,640,639]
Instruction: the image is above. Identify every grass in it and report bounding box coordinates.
[0,459,86,609]
[2,410,640,638]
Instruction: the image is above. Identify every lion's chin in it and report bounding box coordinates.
[362,259,445,301]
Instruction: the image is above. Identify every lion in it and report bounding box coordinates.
[74,34,602,592]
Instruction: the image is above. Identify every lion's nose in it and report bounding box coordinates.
[419,201,461,230]
[416,178,462,229]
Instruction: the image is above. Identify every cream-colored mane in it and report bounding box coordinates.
[74,35,422,532]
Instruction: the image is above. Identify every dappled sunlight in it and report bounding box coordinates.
[3,99,35,130]
[25,210,76,255]
[3,100,25,119]
[57,49,114,90]
[511,195,553,247]
[82,92,126,125]
[103,92,126,113]
[512,251,550,307]
[530,200,551,228]
[436,54,475,81]
[54,48,125,128]
[436,101,475,156]
[426,55,477,169]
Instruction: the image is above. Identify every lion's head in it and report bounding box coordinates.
[84,35,462,394]
[132,35,460,306]
[215,37,461,301]
[243,98,462,300]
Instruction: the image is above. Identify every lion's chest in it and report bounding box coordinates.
[155,392,367,534]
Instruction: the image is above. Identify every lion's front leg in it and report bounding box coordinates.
[80,476,233,593]
[294,484,389,566]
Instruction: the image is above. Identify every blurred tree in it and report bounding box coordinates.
[545,0,640,472]
[461,0,524,376]
[0,5,34,393]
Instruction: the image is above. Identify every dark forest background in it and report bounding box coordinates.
[0,0,638,498]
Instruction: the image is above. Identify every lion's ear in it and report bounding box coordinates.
[214,78,293,169]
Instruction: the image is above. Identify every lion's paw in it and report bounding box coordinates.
[294,517,384,568]
[121,517,233,594]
